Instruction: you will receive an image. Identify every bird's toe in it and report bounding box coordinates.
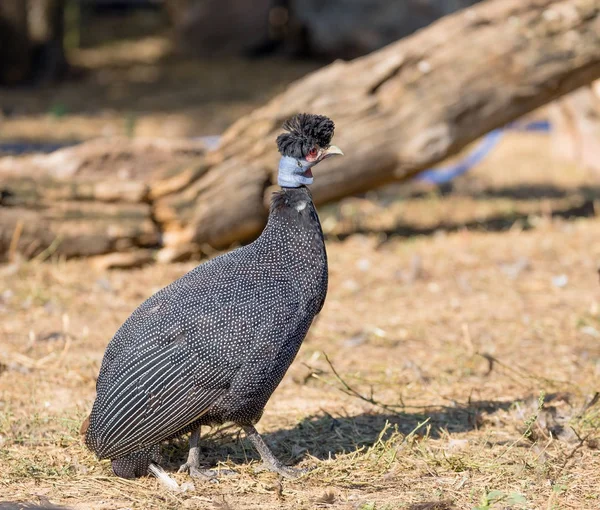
[279,465,310,479]
[189,466,215,479]
[182,465,236,480]
[177,462,192,474]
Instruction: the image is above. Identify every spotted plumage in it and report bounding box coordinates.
[84,114,341,479]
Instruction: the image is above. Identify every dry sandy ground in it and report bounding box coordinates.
[1,132,600,509]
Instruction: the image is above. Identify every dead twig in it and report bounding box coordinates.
[8,220,24,263]
[552,427,594,481]
[476,352,575,389]
[318,353,405,416]
[576,391,600,418]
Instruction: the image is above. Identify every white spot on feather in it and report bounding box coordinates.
[296,201,307,212]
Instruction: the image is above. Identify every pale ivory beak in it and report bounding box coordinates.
[323,145,344,158]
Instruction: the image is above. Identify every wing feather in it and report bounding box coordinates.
[88,338,237,459]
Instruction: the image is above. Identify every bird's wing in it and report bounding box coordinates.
[89,332,237,459]
[89,265,244,459]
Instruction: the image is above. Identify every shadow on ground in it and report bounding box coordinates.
[400,184,600,201]
[329,185,598,242]
[0,502,70,510]
[161,399,515,470]
[470,184,600,201]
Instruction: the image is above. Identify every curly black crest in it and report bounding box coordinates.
[276,113,335,158]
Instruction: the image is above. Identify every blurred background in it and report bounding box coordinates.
[0,0,489,141]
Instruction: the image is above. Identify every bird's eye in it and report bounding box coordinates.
[308,148,318,158]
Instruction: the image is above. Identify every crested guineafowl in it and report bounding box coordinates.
[82,113,343,479]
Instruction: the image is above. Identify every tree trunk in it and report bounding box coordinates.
[164,0,275,57]
[0,0,31,85]
[28,0,68,83]
[2,0,600,265]
[0,0,67,85]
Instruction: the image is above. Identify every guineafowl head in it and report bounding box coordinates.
[276,113,343,188]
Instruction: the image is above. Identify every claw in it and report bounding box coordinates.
[177,462,192,474]
[179,462,236,480]
[277,465,310,479]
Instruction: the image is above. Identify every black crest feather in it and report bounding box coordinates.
[276,113,335,158]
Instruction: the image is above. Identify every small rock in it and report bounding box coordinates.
[500,257,531,279]
[371,327,387,338]
[552,274,568,288]
[96,278,113,292]
[344,333,367,347]
[427,282,441,293]
[580,326,600,338]
[342,279,360,292]
[356,258,371,271]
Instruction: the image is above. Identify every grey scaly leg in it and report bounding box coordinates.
[178,427,235,479]
[178,428,202,476]
[242,424,308,479]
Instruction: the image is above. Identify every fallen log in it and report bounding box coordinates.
[0,139,208,261]
[1,0,600,264]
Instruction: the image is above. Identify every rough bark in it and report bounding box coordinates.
[1,0,600,264]
[27,0,68,83]
[0,139,208,262]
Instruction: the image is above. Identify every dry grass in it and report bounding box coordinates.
[2,133,600,509]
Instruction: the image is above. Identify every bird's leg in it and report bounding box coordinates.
[178,427,235,479]
[242,424,308,479]
[178,428,202,475]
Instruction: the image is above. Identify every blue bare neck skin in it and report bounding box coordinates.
[277,156,314,188]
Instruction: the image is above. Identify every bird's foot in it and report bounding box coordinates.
[178,462,236,480]
[242,424,311,480]
[255,462,310,479]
